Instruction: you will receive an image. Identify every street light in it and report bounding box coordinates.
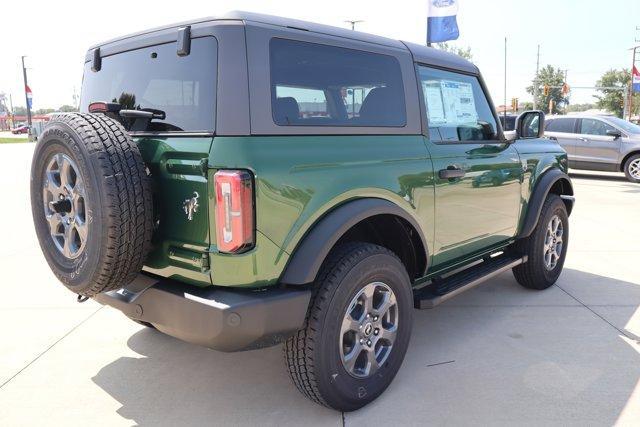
[344,20,364,31]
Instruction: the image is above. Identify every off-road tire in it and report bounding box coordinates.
[31,113,153,297]
[512,194,569,290]
[284,242,413,412]
[623,153,640,183]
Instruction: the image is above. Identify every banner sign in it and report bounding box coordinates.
[633,65,640,94]
[427,0,460,44]
[26,85,33,109]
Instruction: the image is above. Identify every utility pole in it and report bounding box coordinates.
[533,44,540,110]
[21,56,32,127]
[9,94,14,128]
[504,37,507,123]
[344,20,364,31]
[628,45,639,121]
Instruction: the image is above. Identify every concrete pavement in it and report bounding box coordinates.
[1,143,639,426]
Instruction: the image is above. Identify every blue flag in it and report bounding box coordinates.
[427,0,460,44]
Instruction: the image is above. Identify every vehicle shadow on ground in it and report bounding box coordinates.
[91,269,640,426]
[569,172,629,183]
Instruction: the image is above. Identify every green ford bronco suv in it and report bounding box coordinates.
[30,12,574,411]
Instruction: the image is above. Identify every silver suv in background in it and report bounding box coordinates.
[545,114,640,183]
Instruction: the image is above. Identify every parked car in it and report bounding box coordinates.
[545,114,640,182]
[11,124,29,134]
[499,113,518,131]
[30,11,574,411]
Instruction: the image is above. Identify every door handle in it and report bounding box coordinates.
[439,167,466,179]
[548,136,557,141]
[579,137,588,142]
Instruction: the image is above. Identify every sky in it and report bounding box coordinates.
[1,0,639,110]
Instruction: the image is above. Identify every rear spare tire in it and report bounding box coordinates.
[30,113,153,297]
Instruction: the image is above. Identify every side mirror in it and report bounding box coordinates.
[506,110,545,141]
[606,129,622,139]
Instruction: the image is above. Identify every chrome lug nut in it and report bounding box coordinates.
[359,339,364,344]
[374,328,379,336]
[366,340,372,346]
[373,316,378,321]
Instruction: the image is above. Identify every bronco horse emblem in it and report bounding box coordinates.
[183,192,199,221]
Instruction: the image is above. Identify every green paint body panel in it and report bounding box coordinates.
[135,136,213,287]
[133,133,567,290]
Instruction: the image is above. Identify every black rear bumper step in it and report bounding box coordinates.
[414,254,527,309]
[94,273,311,352]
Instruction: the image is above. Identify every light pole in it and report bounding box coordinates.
[344,20,364,31]
[533,45,540,110]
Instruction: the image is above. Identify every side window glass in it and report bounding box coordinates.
[545,118,576,133]
[270,38,406,127]
[418,65,498,142]
[275,86,328,125]
[580,119,615,136]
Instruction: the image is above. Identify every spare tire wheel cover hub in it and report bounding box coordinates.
[42,153,88,259]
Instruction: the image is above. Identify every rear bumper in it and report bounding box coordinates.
[94,273,311,352]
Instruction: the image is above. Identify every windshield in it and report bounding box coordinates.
[605,117,640,135]
[80,37,217,132]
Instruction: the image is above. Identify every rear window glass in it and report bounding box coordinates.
[545,118,576,133]
[80,37,217,132]
[269,38,406,127]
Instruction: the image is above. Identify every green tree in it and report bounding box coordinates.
[35,108,55,115]
[435,42,473,60]
[527,65,568,114]
[566,103,596,113]
[594,69,640,118]
[58,104,78,112]
[12,106,27,115]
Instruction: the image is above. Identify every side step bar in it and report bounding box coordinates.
[414,255,528,309]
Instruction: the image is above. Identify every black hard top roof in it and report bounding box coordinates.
[89,11,478,74]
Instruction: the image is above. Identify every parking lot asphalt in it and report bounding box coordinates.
[0,142,639,426]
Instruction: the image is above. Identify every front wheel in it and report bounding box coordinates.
[624,154,640,183]
[284,243,413,411]
[512,194,569,290]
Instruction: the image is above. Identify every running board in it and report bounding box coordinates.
[414,255,527,309]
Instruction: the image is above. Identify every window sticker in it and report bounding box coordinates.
[422,81,446,124]
[441,81,477,125]
[423,79,478,126]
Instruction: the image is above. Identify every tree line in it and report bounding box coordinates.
[10,105,79,115]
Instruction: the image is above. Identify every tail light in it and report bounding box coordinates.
[214,170,254,253]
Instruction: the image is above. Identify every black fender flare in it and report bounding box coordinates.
[280,198,429,285]
[518,169,574,238]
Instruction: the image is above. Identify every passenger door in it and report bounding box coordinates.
[574,118,622,169]
[544,117,579,157]
[417,65,523,266]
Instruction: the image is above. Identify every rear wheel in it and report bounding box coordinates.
[623,154,640,183]
[512,194,569,290]
[284,243,413,411]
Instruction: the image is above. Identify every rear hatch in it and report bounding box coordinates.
[79,36,218,286]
